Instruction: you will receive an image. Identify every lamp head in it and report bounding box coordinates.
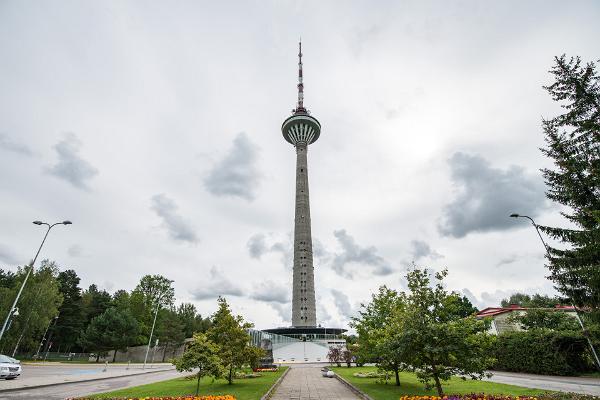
[33,221,43,225]
[509,214,520,218]
[62,221,72,225]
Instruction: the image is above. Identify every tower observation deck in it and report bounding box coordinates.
[282,41,320,327]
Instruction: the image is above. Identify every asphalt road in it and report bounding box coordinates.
[0,368,185,400]
[487,371,600,395]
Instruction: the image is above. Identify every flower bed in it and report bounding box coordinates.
[70,396,235,400]
[398,395,600,400]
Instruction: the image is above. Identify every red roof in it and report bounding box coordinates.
[475,304,577,318]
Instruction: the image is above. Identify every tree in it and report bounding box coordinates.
[177,302,211,338]
[130,275,175,344]
[501,293,564,308]
[327,345,343,367]
[79,307,139,362]
[81,284,112,328]
[156,308,186,362]
[507,309,580,331]
[0,260,62,355]
[388,268,495,396]
[444,293,478,317]
[350,286,406,385]
[52,269,83,352]
[173,333,223,396]
[206,297,253,384]
[538,55,600,318]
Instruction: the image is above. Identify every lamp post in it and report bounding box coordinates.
[509,213,600,369]
[143,287,172,369]
[0,220,72,343]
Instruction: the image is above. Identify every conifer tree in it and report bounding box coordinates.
[539,55,600,315]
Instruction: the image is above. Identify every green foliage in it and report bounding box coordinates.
[172,333,224,395]
[351,285,406,385]
[79,307,139,361]
[206,297,254,384]
[506,309,580,331]
[52,269,84,352]
[0,260,63,355]
[538,55,600,317]
[494,330,591,375]
[500,293,564,308]
[156,308,186,362]
[177,302,212,337]
[81,284,112,328]
[387,268,495,396]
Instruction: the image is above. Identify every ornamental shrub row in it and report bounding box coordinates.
[493,330,592,375]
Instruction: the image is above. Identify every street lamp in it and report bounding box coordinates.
[143,286,172,369]
[0,220,72,343]
[509,213,600,369]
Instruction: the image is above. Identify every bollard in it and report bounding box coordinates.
[126,360,130,370]
[103,360,108,372]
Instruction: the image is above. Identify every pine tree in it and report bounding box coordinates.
[539,55,600,315]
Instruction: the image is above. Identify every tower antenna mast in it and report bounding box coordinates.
[296,40,305,114]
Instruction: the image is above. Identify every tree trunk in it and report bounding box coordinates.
[394,366,400,386]
[196,372,201,395]
[433,375,443,396]
[95,353,100,363]
[162,345,167,362]
[228,365,233,384]
[112,350,117,362]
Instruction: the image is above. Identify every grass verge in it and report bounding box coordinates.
[91,367,287,400]
[332,366,548,399]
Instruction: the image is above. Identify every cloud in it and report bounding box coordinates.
[151,194,199,244]
[0,243,20,265]
[331,289,355,319]
[247,233,268,259]
[496,254,519,267]
[332,229,393,278]
[410,239,443,261]
[47,133,98,190]
[438,152,547,238]
[68,244,83,257]
[191,266,244,300]
[269,302,292,323]
[250,280,290,303]
[204,133,261,201]
[0,133,33,156]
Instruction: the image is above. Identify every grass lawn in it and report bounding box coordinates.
[91,367,287,400]
[332,366,549,399]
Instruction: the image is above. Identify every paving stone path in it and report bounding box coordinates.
[270,366,360,400]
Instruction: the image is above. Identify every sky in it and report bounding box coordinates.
[1,1,599,331]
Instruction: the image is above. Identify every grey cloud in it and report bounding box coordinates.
[250,280,290,303]
[332,229,393,278]
[438,152,547,238]
[496,254,519,267]
[0,133,33,156]
[247,233,268,259]
[151,194,199,244]
[191,266,243,300]
[331,289,354,319]
[68,244,83,257]
[47,133,98,190]
[204,132,261,201]
[410,239,443,261]
[270,302,292,323]
[0,243,20,265]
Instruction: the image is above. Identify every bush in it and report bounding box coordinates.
[493,330,591,375]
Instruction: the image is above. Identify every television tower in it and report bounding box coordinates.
[281,41,321,327]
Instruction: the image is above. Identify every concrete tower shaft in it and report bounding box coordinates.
[281,41,320,327]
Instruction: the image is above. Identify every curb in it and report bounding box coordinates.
[334,372,375,400]
[0,367,175,393]
[260,366,290,400]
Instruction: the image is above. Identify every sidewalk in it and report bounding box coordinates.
[270,366,360,400]
[0,363,174,391]
[487,371,600,395]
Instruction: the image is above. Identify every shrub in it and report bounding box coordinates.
[493,330,591,375]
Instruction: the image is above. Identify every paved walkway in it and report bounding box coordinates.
[270,366,360,400]
[487,371,600,396]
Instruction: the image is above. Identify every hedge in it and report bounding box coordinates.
[493,330,591,375]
